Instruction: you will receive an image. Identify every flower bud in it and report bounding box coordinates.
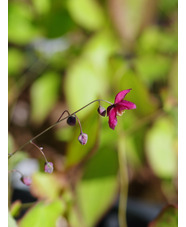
[20,176,32,186]
[44,162,54,174]
[67,116,76,126]
[97,106,106,117]
[78,133,88,145]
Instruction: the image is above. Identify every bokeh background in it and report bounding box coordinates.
[8,0,178,226]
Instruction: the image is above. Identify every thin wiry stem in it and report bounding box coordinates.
[30,140,48,163]
[74,114,83,134]
[8,99,113,159]
[8,169,24,177]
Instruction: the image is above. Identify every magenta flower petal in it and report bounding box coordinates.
[107,89,136,130]
[114,89,131,103]
[108,107,117,130]
[116,100,136,110]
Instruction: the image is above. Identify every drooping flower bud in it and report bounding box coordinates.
[78,133,88,145]
[20,176,32,186]
[97,106,106,117]
[67,116,76,126]
[44,162,54,174]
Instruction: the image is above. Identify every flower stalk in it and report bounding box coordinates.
[8,92,135,159]
[8,98,113,159]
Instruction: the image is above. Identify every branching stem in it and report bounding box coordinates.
[8,99,112,159]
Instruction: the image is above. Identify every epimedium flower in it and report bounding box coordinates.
[107,89,136,130]
[78,133,88,145]
[44,162,54,173]
[20,176,32,186]
[97,106,106,117]
[67,115,76,126]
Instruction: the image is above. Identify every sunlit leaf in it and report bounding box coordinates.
[137,27,178,54]
[69,144,118,227]
[30,71,60,124]
[19,200,65,227]
[82,29,119,70]
[30,173,62,200]
[8,48,26,76]
[135,55,171,85]
[8,2,38,44]
[64,57,106,118]
[146,117,177,178]
[67,0,105,30]
[32,0,51,14]
[8,212,18,227]
[10,201,22,218]
[64,29,119,119]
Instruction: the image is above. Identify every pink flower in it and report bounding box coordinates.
[78,133,88,145]
[44,162,54,173]
[107,89,136,130]
[20,176,32,186]
[97,106,106,117]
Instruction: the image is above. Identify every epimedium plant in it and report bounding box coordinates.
[8,89,136,227]
[8,89,136,185]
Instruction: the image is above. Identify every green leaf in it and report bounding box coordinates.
[119,70,158,116]
[146,117,177,178]
[42,8,76,38]
[64,30,118,118]
[30,173,62,200]
[67,0,105,30]
[32,0,51,15]
[10,201,22,218]
[158,0,178,14]
[135,55,171,85]
[64,57,106,118]
[8,48,26,76]
[149,205,178,227]
[30,72,60,124]
[75,177,117,227]
[8,2,38,44]
[137,27,178,54]
[69,145,118,227]
[82,30,119,69]
[8,212,18,227]
[19,200,65,227]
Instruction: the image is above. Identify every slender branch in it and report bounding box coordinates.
[8,99,113,159]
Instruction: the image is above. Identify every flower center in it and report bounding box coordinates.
[117,110,125,116]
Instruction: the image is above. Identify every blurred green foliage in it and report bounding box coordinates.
[8,0,177,226]
[148,205,178,227]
